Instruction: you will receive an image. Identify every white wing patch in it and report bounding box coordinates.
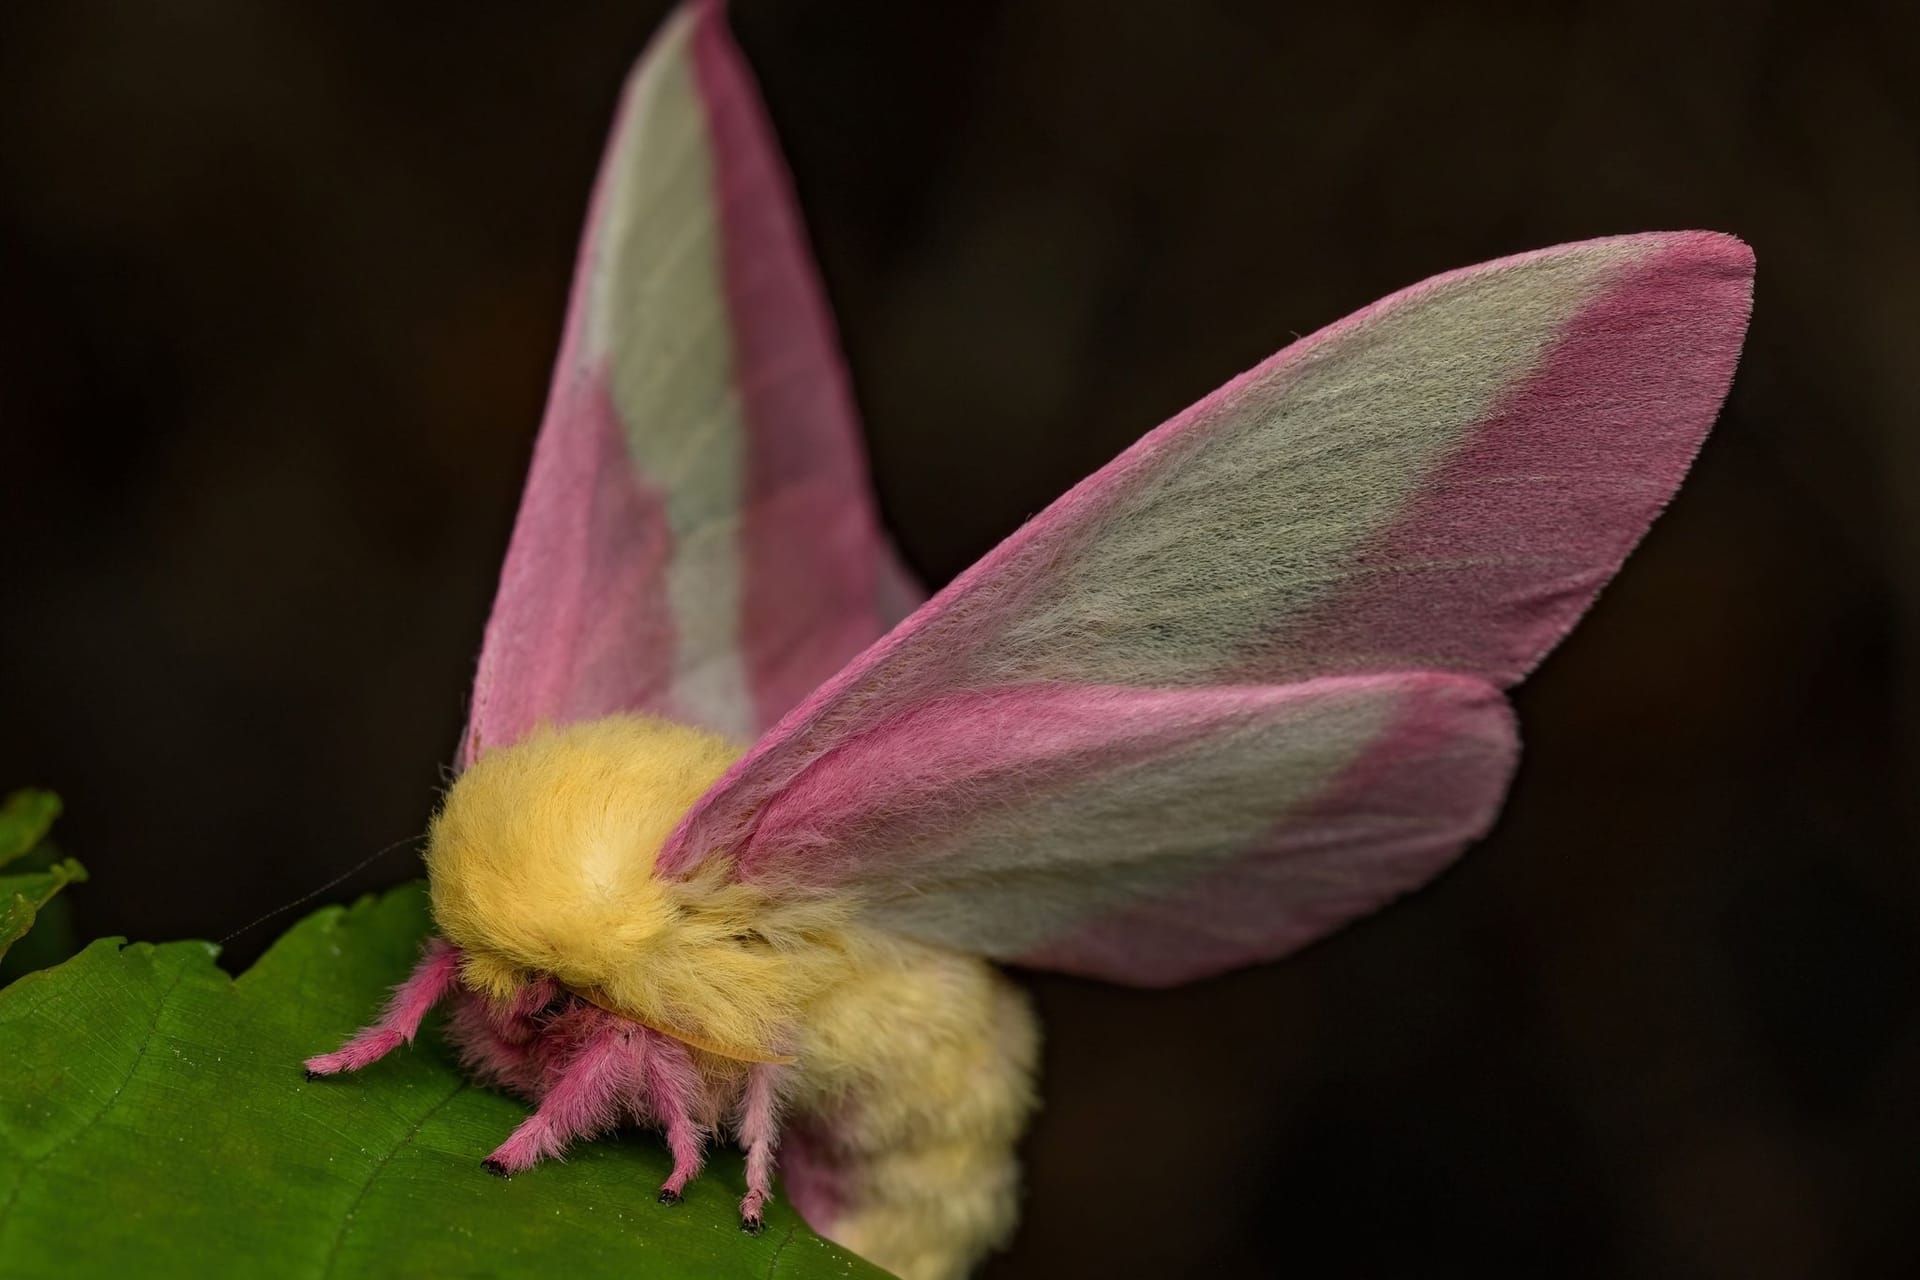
[589,7,754,739]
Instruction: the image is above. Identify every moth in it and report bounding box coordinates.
[303,2,1754,1277]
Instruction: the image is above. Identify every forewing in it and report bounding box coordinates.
[659,231,1750,979]
[462,1,915,764]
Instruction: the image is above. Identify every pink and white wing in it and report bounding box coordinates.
[462,1,914,765]
[661,232,1753,983]
[733,675,1517,985]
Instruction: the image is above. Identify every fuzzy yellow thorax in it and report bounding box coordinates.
[426,714,854,1061]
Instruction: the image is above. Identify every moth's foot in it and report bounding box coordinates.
[303,1067,324,1082]
[303,943,462,1084]
[483,1130,546,1179]
[303,1029,404,1079]
[740,1214,765,1236]
[739,1189,768,1234]
[657,1188,682,1206]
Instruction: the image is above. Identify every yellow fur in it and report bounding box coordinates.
[426,715,1041,1279]
[791,935,1038,1280]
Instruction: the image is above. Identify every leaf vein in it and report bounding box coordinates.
[316,1080,468,1279]
[766,1222,798,1279]
[0,955,193,1231]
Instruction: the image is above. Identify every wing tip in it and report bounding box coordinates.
[1556,230,1756,355]
[1629,228,1754,273]
[617,1,736,102]
[1619,229,1756,321]
[684,0,736,56]
[1390,230,1755,327]
[1521,228,1754,276]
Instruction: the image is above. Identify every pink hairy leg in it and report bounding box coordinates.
[499,976,559,1036]
[483,1007,635,1176]
[443,978,558,1097]
[633,1029,707,1204]
[304,938,462,1078]
[736,1063,784,1233]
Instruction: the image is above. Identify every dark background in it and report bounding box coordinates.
[3,1,1916,1275]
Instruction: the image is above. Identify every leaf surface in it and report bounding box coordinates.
[0,789,61,867]
[0,859,86,961]
[0,790,82,969]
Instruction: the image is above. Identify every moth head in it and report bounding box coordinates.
[425,714,848,1061]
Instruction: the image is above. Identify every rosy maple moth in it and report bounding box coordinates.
[303,2,1754,1277]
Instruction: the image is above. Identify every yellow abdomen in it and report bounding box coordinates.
[790,933,1040,1280]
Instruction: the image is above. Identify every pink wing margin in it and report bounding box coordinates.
[461,0,915,766]
[661,231,1753,984]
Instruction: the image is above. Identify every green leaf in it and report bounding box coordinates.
[0,887,77,984]
[0,788,84,975]
[0,790,61,868]
[0,859,86,965]
[0,885,891,1279]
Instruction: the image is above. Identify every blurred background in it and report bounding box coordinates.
[2,0,1915,1275]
